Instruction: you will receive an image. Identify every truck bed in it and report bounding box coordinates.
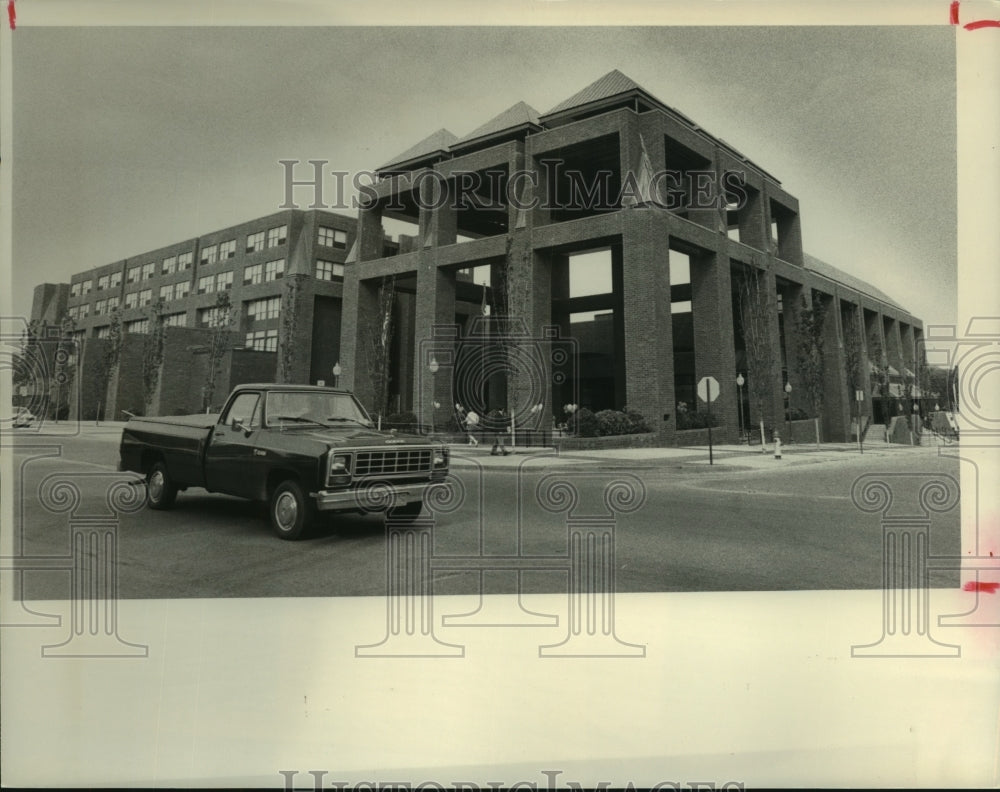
[120,414,219,487]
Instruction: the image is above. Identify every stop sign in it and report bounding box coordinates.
[697,376,720,403]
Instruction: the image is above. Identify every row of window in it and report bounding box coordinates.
[72,225,348,298]
[198,271,234,294]
[244,259,286,285]
[245,329,278,352]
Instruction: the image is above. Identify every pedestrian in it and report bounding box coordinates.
[464,409,480,446]
[487,407,511,456]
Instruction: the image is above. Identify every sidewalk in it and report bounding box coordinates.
[447,438,944,469]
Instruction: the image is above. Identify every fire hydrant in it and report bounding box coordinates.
[774,432,782,459]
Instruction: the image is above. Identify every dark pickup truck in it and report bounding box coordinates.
[119,384,449,539]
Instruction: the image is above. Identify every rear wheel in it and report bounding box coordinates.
[387,500,423,523]
[146,461,178,510]
[269,479,315,540]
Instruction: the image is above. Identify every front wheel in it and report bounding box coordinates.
[269,479,315,540]
[386,500,423,523]
[146,461,178,510]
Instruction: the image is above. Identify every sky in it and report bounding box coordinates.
[10,25,957,333]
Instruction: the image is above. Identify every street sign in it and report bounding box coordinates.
[697,376,720,403]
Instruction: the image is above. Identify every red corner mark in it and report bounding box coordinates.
[7,0,14,30]
[951,0,1000,29]
[964,581,1000,594]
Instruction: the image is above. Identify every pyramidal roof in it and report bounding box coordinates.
[542,69,649,117]
[453,101,541,147]
[379,128,459,171]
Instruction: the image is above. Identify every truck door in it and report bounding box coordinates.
[205,391,262,498]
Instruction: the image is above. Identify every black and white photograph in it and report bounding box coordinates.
[1,2,998,788]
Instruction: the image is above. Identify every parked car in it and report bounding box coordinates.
[119,384,449,539]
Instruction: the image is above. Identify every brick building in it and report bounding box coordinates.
[339,69,926,443]
[28,209,360,419]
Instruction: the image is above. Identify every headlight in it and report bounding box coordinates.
[433,448,449,468]
[327,452,352,487]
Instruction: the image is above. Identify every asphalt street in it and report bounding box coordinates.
[7,428,961,598]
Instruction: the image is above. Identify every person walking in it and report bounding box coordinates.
[488,407,511,456]
[464,408,480,446]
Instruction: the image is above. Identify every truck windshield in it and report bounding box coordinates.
[265,391,374,429]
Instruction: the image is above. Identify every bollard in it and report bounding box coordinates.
[774,432,782,459]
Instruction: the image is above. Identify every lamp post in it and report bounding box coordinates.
[784,381,793,443]
[428,356,439,436]
[736,373,745,442]
[332,361,341,389]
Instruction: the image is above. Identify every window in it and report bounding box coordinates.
[315,260,344,280]
[198,275,215,294]
[95,299,107,316]
[78,303,90,319]
[243,263,263,285]
[96,325,111,339]
[246,296,280,322]
[264,258,285,282]
[68,306,79,320]
[200,244,218,265]
[106,296,120,311]
[164,312,187,327]
[198,306,228,328]
[124,318,149,334]
[178,252,193,270]
[175,281,190,299]
[162,256,177,275]
[245,328,279,352]
[141,263,155,281]
[216,271,233,291]
[318,226,347,248]
[267,225,287,248]
[219,239,236,259]
[127,266,141,284]
[221,391,262,429]
[98,275,111,291]
[82,280,93,295]
[139,289,152,307]
[124,292,139,309]
[109,271,122,288]
[246,231,265,253]
[160,284,175,302]
[70,283,82,298]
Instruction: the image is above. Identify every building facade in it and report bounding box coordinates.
[339,70,926,443]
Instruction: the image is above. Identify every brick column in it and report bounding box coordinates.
[356,205,384,262]
[691,250,739,442]
[413,261,456,428]
[419,174,457,249]
[819,292,850,442]
[338,273,380,409]
[620,212,675,440]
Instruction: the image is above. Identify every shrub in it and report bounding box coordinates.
[785,407,810,421]
[568,407,599,437]
[595,409,631,436]
[622,406,651,434]
[676,410,718,430]
[385,411,419,431]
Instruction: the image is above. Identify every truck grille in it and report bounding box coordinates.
[354,449,432,478]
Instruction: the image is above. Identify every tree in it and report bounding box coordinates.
[141,299,167,414]
[737,263,777,451]
[52,314,78,421]
[97,309,124,423]
[202,291,234,411]
[12,320,42,403]
[495,234,535,418]
[867,329,890,418]
[842,316,867,441]
[794,291,827,448]
[365,275,396,423]
[279,276,304,383]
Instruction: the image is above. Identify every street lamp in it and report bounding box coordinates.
[735,373,745,442]
[428,356,439,435]
[784,381,793,443]
[332,361,342,389]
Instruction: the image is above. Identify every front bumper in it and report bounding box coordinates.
[310,481,436,512]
